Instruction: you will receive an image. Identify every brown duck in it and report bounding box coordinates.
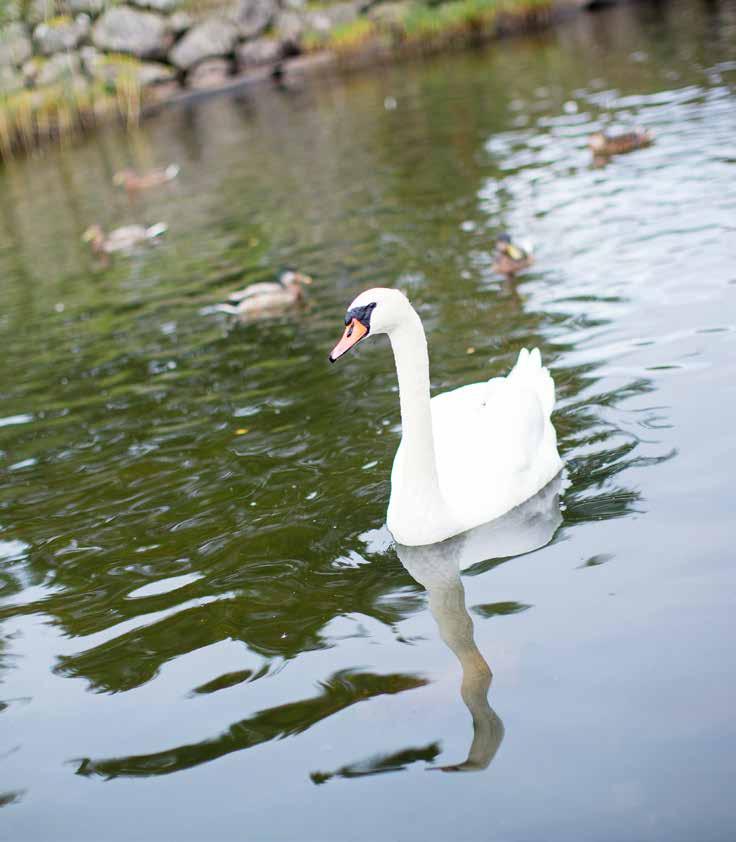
[588,129,653,157]
[216,270,313,320]
[113,165,180,193]
[82,223,168,256]
[492,233,533,277]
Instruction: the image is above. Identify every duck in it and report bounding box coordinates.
[216,269,313,319]
[588,128,653,157]
[81,223,168,256]
[329,287,562,546]
[112,164,180,192]
[492,233,533,277]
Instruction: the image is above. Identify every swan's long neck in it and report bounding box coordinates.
[388,307,444,505]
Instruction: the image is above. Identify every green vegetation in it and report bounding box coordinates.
[303,17,379,54]
[0,70,143,158]
[304,0,553,58]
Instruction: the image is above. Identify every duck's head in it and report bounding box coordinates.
[280,269,313,288]
[588,131,607,153]
[82,224,104,249]
[496,232,525,260]
[112,170,133,187]
[329,287,408,362]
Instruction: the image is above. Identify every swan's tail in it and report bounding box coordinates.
[509,347,555,417]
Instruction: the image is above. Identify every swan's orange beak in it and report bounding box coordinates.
[329,318,368,362]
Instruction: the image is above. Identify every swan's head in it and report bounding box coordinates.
[329,287,409,362]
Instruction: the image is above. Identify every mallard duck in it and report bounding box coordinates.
[112,165,180,192]
[82,223,168,256]
[492,233,533,277]
[588,128,653,157]
[216,270,313,319]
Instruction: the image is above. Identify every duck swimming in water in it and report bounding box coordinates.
[113,165,180,193]
[492,233,533,278]
[588,128,653,158]
[216,270,313,320]
[82,223,168,256]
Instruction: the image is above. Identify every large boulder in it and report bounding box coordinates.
[227,0,275,39]
[33,14,90,56]
[186,56,231,88]
[236,36,282,68]
[0,22,32,67]
[168,18,237,70]
[92,7,171,59]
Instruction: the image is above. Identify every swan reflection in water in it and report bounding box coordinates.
[312,475,563,782]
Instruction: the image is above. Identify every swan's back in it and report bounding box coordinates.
[395,348,562,531]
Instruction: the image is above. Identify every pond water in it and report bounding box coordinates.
[1,0,735,838]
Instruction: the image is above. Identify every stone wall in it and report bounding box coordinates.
[0,0,371,103]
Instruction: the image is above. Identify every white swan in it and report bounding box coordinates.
[330,288,563,546]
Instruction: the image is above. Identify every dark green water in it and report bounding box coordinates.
[1,1,736,838]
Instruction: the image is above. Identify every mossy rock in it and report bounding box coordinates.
[0,21,33,66]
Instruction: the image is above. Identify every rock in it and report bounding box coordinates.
[227,0,275,39]
[274,10,304,49]
[168,18,237,70]
[128,0,179,14]
[92,7,171,60]
[0,64,25,94]
[186,57,231,88]
[236,36,282,68]
[33,14,90,56]
[81,47,176,87]
[0,22,32,67]
[24,51,81,85]
[68,0,105,16]
[169,10,192,35]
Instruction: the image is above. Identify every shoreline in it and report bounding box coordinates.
[2,0,601,159]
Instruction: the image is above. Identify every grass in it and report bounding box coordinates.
[0,66,143,159]
[303,17,379,53]
[310,0,553,55]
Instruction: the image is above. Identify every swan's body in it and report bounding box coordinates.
[330,288,562,546]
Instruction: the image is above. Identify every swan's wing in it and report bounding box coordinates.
[429,354,559,524]
[431,378,545,481]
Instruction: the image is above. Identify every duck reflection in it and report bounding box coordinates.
[313,476,563,781]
